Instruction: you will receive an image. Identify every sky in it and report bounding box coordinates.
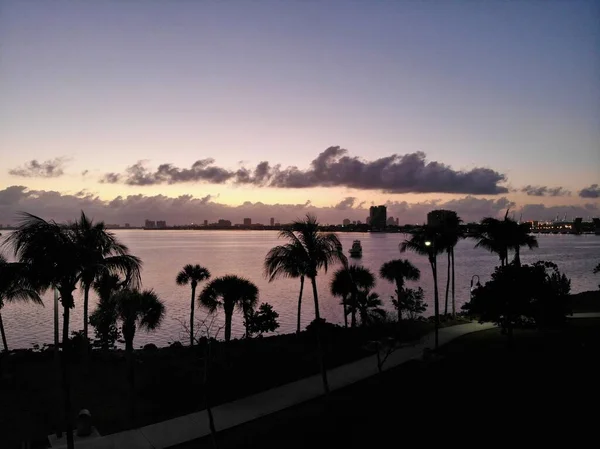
[1,0,599,225]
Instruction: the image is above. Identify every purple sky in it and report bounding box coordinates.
[1,0,599,225]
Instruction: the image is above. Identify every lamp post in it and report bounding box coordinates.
[470,275,481,300]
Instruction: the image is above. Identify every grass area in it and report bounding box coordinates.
[570,290,600,313]
[173,318,600,449]
[1,318,470,448]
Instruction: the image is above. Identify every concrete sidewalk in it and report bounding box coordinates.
[51,321,496,449]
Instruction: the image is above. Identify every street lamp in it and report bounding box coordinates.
[470,275,481,300]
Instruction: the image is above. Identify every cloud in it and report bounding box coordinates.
[521,185,571,197]
[81,170,89,177]
[579,184,600,199]
[2,186,597,228]
[100,147,509,195]
[8,158,67,178]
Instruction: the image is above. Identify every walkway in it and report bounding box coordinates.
[51,313,599,449]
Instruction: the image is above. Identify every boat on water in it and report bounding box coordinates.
[349,240,362,258]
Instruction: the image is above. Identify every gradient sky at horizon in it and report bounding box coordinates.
[1,0,599,212]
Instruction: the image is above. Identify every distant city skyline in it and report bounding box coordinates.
[1,1,598,225]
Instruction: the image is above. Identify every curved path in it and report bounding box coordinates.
[51,314,599,448]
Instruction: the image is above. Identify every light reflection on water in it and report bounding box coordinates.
[2,231,599,349]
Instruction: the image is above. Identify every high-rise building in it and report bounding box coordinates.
[343,218,351,226]
[243,218,252,226]
[369,206,387,229]
[395,217,399,226]
[144,219,156,229]
[386,216,396,226]
[203,219,208,226]
[124,223,130,228]
[270,217,275,226]
[427,210,457,228]
[217,219,232,227]
[156,220,167,228]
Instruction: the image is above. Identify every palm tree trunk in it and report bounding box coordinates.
[514,246,521,267]
[0,312,8,352]
[83,284,90,342]
[430,258,439,349]
[444,252,450,316]
[310,276,329,395]
[342,295,348,328]
[54,288,60,364]
[224,310,233,342]
[297,276,304,334]
[350,291,357,328]
[61,294,74,449]
[451,248,456,318]
[190,285,196,346]
[396,280,403,322]
[126,343,135,425]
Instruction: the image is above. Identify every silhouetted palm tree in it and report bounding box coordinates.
[199,275,259,341]
[331,265,375,327]
[356,290,386,327]
[379,259,420,322]
[330,268,352,328]
[113,288,165,424]
[475,212,538,267]
[438,213,463,317]
[176,264,211,345]
[90,272,123,350]
[400,227,444,348]
[264,239,308,333]
[5,213,83,449]
[268,214,346,394]
[72,211,142,345]
[0,253,43,352]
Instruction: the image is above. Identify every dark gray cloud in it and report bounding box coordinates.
[1,185,597,228]
[100,148,509,195]
[521,185,571,197]
[579,184,600,199]
[8,158,67,178]
[81,170,89,177]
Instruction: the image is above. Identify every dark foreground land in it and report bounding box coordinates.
[1,319,446,448]
[175,318,600,449]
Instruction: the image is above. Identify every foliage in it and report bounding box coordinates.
[393,287,428,320]
[379,258,420,321]
[89,298,121,350]
[331,265,376,327]
[199,275,259,341]
[244,303,280,337]
[176,263,211,346]
[462,261,571,330]
[355,290,386,326]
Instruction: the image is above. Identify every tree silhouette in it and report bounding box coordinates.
[379,259,420,322]
[331,265,375,328]
[0,253,43,352]
[400,227,444,348]
[264,239,308,333]
[356,290,386,327]
[176,264,211,346]
[199,275,259,341]
[113,288,165,424]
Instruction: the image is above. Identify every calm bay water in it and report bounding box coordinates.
[2,231,599,349]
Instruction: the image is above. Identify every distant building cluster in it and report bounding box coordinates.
[144,219,167,229]
[369,205,387,229]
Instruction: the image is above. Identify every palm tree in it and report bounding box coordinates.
[113,288,165,424]
[379,259,420,322]
[72,211,142,345]
[264,240,308,333]
[176,264,211,345]
[400,227,444,348]
[0,253,43,352]
[475,212,538,267]
[267,214,347,394]
[331,265,375,328]
[90,272,123,350]
[437,213,463,317]
[4,213,83,449]
[199,275,259,341]
[356,290,386,327]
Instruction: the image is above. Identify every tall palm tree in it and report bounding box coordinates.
[72,211,142,344]
[264,240,308,334]
[331,265,375,328]
[113,288,165,424]
[475,212,538,267]
[356,290,386,327]
[4,213,83,449]
[0,253,43,352]
[267,214,347,394]
[437,213,463,317]
[199,275,259,341]
[176,264,211,345]
[379,259,420,322]
[400,227,444,348]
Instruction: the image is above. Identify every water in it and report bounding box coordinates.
[1,231,599,349]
